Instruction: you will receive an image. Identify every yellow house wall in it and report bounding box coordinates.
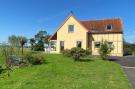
[92,33,123,56]
[56,16,88,52]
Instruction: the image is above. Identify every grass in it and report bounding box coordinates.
[0,54,131,89]
[133,50,135,54]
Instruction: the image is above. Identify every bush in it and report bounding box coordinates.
[99,41,114,60]
[0,44,15,67]
[31,54,45,65]
[8,55,29,67]
[62,49,71,57]
[0,65,12,78]
[23,52,45,65]
[85,48,92,55]
[0,43,29,68]
[62,47,90,61]
[70,47,86,61]
[123,48,132,56]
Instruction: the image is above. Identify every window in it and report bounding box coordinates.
[106,25,112,30]
[108,42,113,47]
[50,40,56,51]
[68,25,74,32]
[94,42,100,48]
[76,41,82,48]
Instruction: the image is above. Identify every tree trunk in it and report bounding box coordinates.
[31,44,34,51]
[21,45,23,55]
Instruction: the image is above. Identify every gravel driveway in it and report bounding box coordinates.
[110,55,135,89]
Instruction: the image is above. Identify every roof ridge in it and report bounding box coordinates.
[80,18,121,22]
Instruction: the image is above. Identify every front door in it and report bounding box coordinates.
[60,41,64,52]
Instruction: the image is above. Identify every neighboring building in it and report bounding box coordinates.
[48,14,123,56]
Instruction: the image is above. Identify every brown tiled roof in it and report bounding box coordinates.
[80,18,123,33]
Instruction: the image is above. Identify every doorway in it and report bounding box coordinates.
[60,41,64,52]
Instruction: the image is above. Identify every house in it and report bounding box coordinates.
[48,14,123,56]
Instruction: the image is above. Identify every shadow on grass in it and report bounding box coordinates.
[78,58,94,62]
[108,58,117,61]
[32,61,49,65]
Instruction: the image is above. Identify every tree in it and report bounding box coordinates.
[8,35,19,55]
[34,40,44,51]
[18,36,27,55]
[35,30,47,42]
[8,35,19,47]
[44,34,50,46]
[8,35,27,55]
[29,38,36,50]
[123,38,135,55]
[33,30,50,51]
[99,40,114,60]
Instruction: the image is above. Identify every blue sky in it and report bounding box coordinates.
[0,0,135,43]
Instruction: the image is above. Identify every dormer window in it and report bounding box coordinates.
[106,25,112,30]
[68,25,74,33]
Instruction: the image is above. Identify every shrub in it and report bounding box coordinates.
[0,44,14,67]
[85,48,92,55]
[62,49,71,57]
[8,55,29,67]
[123,48,132,56]
[70,47,86,61]
[0,43,29,68]
[23,52,45,65]
[0,65,12,78]
[62,47,90,61]
[31,54,45,65]
[99,41,114,60]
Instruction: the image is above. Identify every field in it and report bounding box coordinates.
[0,53,131,89]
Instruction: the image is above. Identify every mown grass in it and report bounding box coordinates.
[132,50,135,54]
[0,54,131,89]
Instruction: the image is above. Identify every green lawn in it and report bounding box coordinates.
[133,50,135,54]
[0,54,131,89]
